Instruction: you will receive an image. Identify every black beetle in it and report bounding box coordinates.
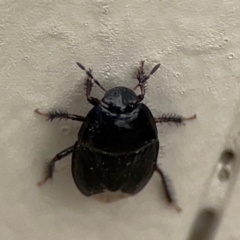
[35,60,196,211]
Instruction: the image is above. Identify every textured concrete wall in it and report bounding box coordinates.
[1,1,240,240]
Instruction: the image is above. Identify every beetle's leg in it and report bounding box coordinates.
[133,61,161,102]
[77,62,106,92]
[155,165,182,212]
[76,62,106,106]
[133,60,147,102]
[34,109,86,122]
[134,60,146,84]
[84,72,102,106]
[154,113,197,125]
[38,145,74,186]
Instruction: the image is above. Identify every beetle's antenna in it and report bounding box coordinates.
[133,61,160,102]
[133,62,161,90]
[76,62,106,92]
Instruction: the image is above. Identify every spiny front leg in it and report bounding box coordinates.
[76,62,105,106]
[38,145,74,186]
[34,109,86,122]
[155,113,196,125]
[135,60,146,83]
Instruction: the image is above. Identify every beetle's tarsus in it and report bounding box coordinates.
[38,177,49,186]
[155,165,180,211]
[38,159,55,186]
[182,113,197,121]
[38,146,74,186]
[35,108,60,121]
[172,203,182,213]
[34,108,50,118]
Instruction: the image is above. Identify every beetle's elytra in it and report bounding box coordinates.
[35,60,196,212]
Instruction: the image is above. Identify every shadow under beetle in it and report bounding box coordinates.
[35,60,196,212]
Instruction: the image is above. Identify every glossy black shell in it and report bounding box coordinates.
[71,102,159,196]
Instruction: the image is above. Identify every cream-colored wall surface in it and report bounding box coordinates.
[1,1,240,240]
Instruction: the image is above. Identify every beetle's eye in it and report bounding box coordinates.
[125,103,135,112]
[128,103,134,108]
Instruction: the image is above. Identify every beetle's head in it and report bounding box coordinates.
[102,87,138,113]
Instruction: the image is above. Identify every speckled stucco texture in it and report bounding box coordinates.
[1,1,240,240]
